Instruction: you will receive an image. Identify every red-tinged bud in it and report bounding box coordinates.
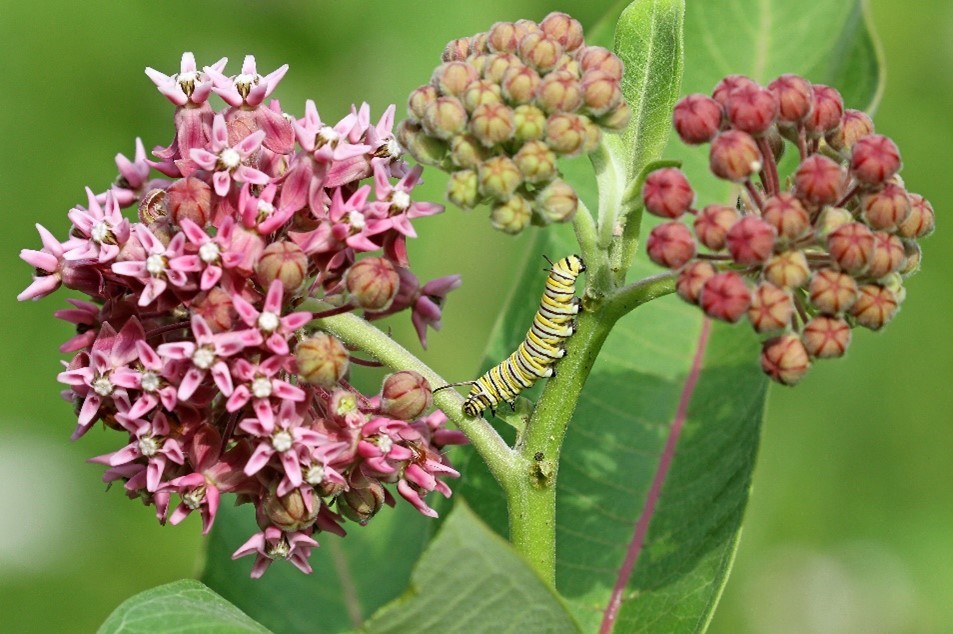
[229,227,265,276]
[576,46,623,81]
[540,12,584,51]
[802,315,852,359]
[191,287,236,332]
[423,96,468,140]
[553,53,580,76]
[442,37,471,62]
[449,134,488,169]
[447,169,479,209]
[478,156,522,200]
[647,221,696,269]
[309,464,345,498]
[396,121,448,166]
[581,71,623,116]
[762,193,810,240]
[794,155,846,207]
[340,479,386,526]
[827,109,874,151]
[599,101,631,131]
[763,250,810,289]
[882,272,906,306]
[501,65,541,104]
[470,33,490,56]
[768,74,813,123]
[513,104,547,141]
[544,112,589,156]
[487,21,519,54]
[694,204,739,250]
[138,188,168,226]
[711,74,758,105]
[167,176,212,227]
[700,271,751,322]
[676,260,717,304]
[850,283,899,330]
[641,168,694,219]
[297,333,349,388]
[760,334,811,385]
[257,240,308,294]
[765,127,786,163]
[804,84,844,137]
[514,140,557,183]
[408,85,439,122]
[861,183,910,231]
[519,32,564,73]
[827,222,874,274]
[346,257,400,311]
[850,134,901,186]
[709,130,763,182]
[470,102,516,147]
[533,179,578,223]
[673,93,724,144]
[490,195,532,234]
[900,240,921,277]
[724,84,779,135]
[866,232,906,279]
[897,193,935,239]
[432,61,480,97]
[814,206,854,240]
[808,268,858,314]
[263,486,319,532]
[726,216,777,265]
[580,117,602,154]
[514,19,542,40]
[482,53,523,84]
[537,70,583,113]
[381,371,433,420]
[748,282,794,334]
[463,79,503,113]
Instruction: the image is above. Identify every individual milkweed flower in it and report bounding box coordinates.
[226,354,306,431]
[96,410,186,492]
[232,525,319,579]
[18,224,67,301]
[204,54,288,109]
[110,225,192,307]
[240,399,325,493]
[107,138,165,208]
[231,279,312,356]
[171,217,244,291]
[146,52,226,107]
[63,188,131,264]
[189,114,269,196]
[365,163,444,238]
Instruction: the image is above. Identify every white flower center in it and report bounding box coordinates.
[183,487,205,510]
[251,377,273,399]
[219,148,241,170]
[318,126,341,147]
[138,436,159,457]
[146,253,166,277]
[192,347,216,370]
[257,200,275,219]
[91,221,110,244]
[235,72,260,97]
[199,241,220,264]
[272,430,293,453]
[305,464,325,485]
[348,210,366,230]
[257,311,280,333]
[140,371,160,392]
[176,70,198,85]
[267,538,291,560]
[390,190,411,211]
[384,137,402,158]
[376,434,393,455]
[92,376,114,396]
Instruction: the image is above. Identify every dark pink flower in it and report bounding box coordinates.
[232,525,318,578]
[63,189,131,264]
[110,225,192,306]
[189,114,269,197]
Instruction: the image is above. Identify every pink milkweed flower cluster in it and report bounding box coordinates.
[19,53,468,578]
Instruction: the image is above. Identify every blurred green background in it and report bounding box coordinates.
[1,1,949,632]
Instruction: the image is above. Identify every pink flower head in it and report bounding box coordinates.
[232,280,312,356]
[110,225,192,306]
[239,183,299,235]
[294,100,371,163]
[189,114,269,197]
[240,399,324,492]
[104,138,160,208]
[413,274,463,348]
[205,55,289,109]
[18,224,66,301]
[366,163,443,238]
[99,410,186,492]
[226,354,306,429]
[232,525,318,578]
[63,188,131,264]
[146,52,227,107]
[124,339,180,419]
[171,217,244,291]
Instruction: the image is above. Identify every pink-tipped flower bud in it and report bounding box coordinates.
[537,70,584,113]
[544,112,589,156]
[533,179,578,224]
[470,102,516,147]
[346,257,400,311]
[519,32,564,73]
[447,169,479,209]
[850,283,900,330]
[487,21,520,54]
[191,287,236,332]
[814,206,854,240]
[408,85,439,122]
[748,282,794,334]
[866,232,906,279]
[641,168,695,219]
[794,154,846,207]
[726,216,777,265]
[463,79,503,113]
[763,250,810,289]
[581,71,623,117]
[724,84,779,135]
[478,156,522,200]
[801,315,852,359]
[576,46,623,81]
[761,193,811,241]
[711,75,758,105]
[767,74,813,124]
[513,104,548,141]
[827,222,874,275]
[256,240,308,294]
[646,221,696,269]
[442,37,471,62]
[850,134,902,186]
[167,176,212,227]
[449,134,488,170]
[897,193,936,239]
[514,140,558,183]
[423,96,468,140]
[694,204,740,250]
[827,109,874,151]
[490,195,532,234]
[599,100,631,131]
[432,61,480,98]
[381,371,433,421]
[804,84,844,137]
[263,486,320,532]
[296,333,349,388]
[700,271,751,322]
[673,93,724,144]
[900,240,922,277]
[340,478,386,526]
[761,334,811,385]
[579,117,602,154]
[470,32,490,55]
[861,183,910,232]
[540,12,585,51]
[676,260,717,304]
[808,268,858,314]
[501,66,541,105]
[228,227,265,276]
[709,130,763,182]
[481,53,523,84]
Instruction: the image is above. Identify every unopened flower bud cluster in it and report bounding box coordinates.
[643,73,934,385]
[18,53,468,579]
[397,12,631,234]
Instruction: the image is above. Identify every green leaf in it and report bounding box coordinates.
[201,501,431,633]
[98,579,269,634]
[361,501,580,633]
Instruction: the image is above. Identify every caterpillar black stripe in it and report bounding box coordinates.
[436,255,586,417]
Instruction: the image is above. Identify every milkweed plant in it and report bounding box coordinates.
[18,2,935,632]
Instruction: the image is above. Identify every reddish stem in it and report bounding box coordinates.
[757,137,781,197]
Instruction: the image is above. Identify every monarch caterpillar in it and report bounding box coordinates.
[436,255,586,417]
